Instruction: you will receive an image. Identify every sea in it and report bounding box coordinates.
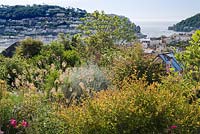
[135,21,179,38]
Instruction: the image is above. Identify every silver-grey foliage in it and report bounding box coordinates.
[60,64,109,105]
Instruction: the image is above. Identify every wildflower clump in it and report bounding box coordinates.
[9,119,17,128]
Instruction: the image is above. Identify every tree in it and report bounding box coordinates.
[79,11,135,59]
[32,40,81,71]
[34,41,65,70]
[58,33,82,51]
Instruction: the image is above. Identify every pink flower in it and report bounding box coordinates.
[10,118,17,128]
[21,120,28,127]
[0,130,4,134]
[170,125,177,129]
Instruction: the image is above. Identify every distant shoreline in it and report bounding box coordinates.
[135,21,182,38]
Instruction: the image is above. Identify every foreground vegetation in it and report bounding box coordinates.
[0,11,200,134]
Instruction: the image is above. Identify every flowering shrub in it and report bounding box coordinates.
[0,91,68,134]
[21,120,28,127]
[9,119,17,128]
[62,75,200,134]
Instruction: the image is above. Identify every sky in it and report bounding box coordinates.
[0,0,199,22]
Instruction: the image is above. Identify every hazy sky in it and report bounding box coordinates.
[0,0,199,22]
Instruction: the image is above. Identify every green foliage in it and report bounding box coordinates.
[2,77,199,134]
[80,11,135,45]
[44,69,59,98]
[109,44,165,87]
[0,92,68,134]
[110,44,143,86]
[63,50,80,67]
[64,76,200,134]
[42,41,65,69]
[17,38,43,58]
[32,40,81,71]
[58,34,73,50]
[176,30,200,81]
[79,11,135,61]
[98,47,121,67]
[27,111,68,134]
[58,33,82,51]
[0,56,29,89]
[0,92,24,134]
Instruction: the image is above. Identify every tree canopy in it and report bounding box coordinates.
[80,11,135,45]
[78,11,136,60]
[17,37,43,58]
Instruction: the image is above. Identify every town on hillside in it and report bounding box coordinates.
[0,5,143,52]
[139,31,194,54]
[0,5,86,51]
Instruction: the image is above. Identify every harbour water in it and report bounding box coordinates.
[135,21,179,38]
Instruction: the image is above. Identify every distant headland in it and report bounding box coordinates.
[168,13,200,32]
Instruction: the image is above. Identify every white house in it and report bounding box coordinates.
[140,38,150,49]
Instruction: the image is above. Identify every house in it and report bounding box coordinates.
[150,37,162,48]
[56,13,65,17]
[161,36,172,44]
[1,42,20,57]
[0,19,6,24]
[157,53,183,72]
[140,37,168,53]
[140,38,150,49]
[144,48,155,54]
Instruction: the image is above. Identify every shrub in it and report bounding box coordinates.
[0,91,68,134]
[34,41,64,70]
[63,50,81,67]
[176,30,200,82]
[109,44,165,88]
[0,92,24,134]
[0,57,29,89]
[17,38,43,58]
[14,93,68,134]
[63,75,200,134]
[32,41,81,71]
[61,64,109,105]
[44,69,60,98]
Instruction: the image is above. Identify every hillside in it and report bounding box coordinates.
[168,13,200,32]
[0,5,86,20]
[0,5,87,36]
[0,5,141,38]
